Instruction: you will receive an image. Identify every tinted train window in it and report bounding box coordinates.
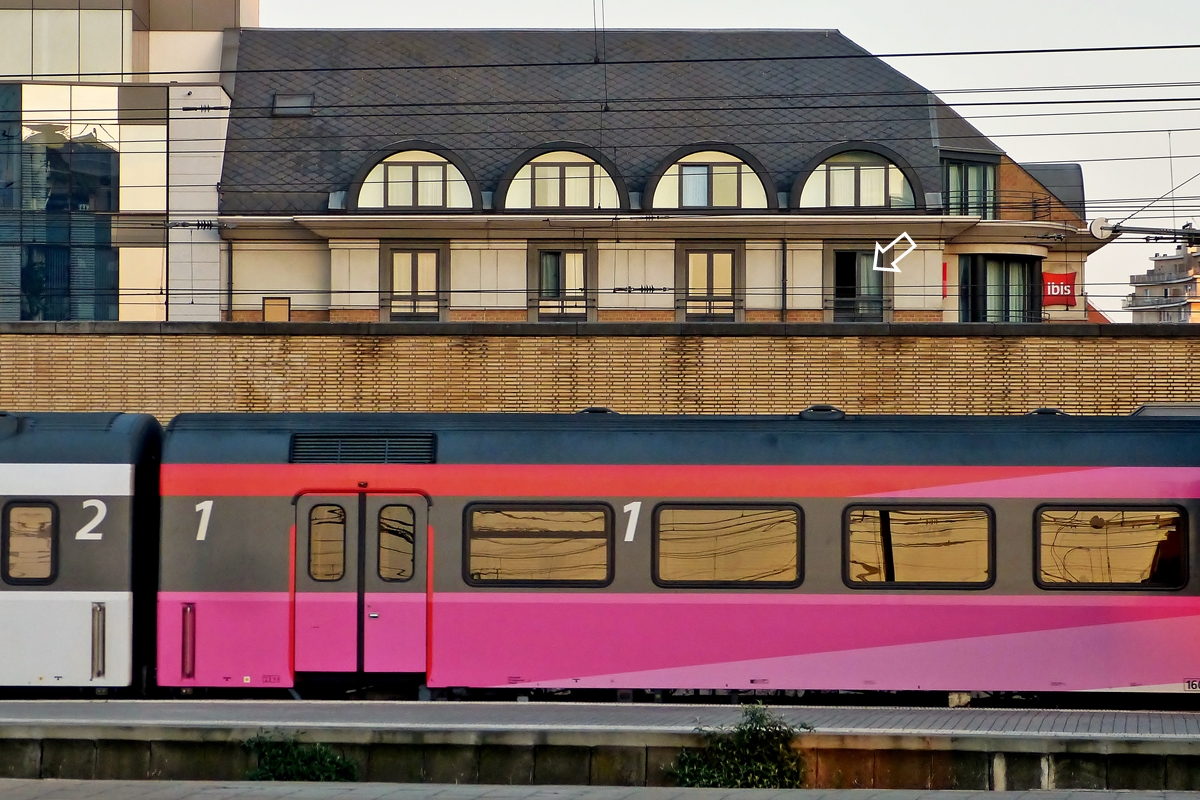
[466,505,611,585]
[309,504,346,581]
[1039,507,1185,588]
[2,503,56,584]
[655,505,801,586]
[379,505,415,581]
[846,507,992,586]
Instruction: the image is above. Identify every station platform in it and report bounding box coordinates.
[1,702,1200,791]
[0,783,1196,800]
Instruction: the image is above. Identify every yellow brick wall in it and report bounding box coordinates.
[0,332,1195,420]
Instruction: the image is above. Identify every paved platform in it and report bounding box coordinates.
[0,784,1196,800]
[1,701,1199,743]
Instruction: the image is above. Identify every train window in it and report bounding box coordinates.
[654,505,801,586]
[308,504,346,581]
[1038,507,1185,588]
[379,505,415,581]
[466,505,612,585]
[846,506,992,587]
[2,503,56,584]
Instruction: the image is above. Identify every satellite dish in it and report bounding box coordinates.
[1089,217,1114,240]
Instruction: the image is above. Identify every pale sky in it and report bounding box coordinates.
[260,0,1200,319]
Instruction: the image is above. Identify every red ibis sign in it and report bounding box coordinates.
[1043,272,1077,307]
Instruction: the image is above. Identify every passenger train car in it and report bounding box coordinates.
[2,408,1199,695]
[156,410,1200,695]
[0,412,160,689]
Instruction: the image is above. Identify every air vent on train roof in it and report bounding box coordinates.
[290,434,436,464]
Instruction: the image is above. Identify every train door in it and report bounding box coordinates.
[294,493,427,675]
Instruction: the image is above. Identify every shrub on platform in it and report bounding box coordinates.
[244,733,358,781]
[671,704,810,788]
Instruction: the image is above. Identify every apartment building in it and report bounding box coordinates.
[1,16,1109,325]
[1125,244,1200,323]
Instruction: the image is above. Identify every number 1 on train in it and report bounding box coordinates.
[623,501,641,542]
[195,500,214,541]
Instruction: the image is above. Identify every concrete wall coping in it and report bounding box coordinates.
[0,322,1194,338]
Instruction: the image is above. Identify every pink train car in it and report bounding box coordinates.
[155,410,1200,696]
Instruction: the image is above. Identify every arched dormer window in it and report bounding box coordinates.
[356,150,473,211]
[650,150,771,210]
[797,150,916,210]
[501,150,622,211]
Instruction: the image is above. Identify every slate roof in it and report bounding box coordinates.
[220,28,1004,215]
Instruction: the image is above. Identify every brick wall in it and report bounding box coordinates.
[2,323,1197,420]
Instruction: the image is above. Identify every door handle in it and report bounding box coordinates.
[368,613,379,619]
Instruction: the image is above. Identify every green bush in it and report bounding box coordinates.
[244,733,359,782]
[671,703,811,788]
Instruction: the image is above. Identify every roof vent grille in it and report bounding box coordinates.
[290,434,436,464]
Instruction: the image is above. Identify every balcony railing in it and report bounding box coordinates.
[1123,294,1192,309]
[826,297,888,323]
[1130,269,1197,286]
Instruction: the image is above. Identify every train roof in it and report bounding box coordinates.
[0,412,161,464]
[164,411,1200,467]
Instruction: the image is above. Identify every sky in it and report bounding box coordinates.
[259,0,1200,319]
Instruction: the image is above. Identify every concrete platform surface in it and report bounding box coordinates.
[0,783,1197,800]
[1,701,1199,742]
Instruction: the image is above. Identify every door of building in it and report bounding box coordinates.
[294,493,428,674]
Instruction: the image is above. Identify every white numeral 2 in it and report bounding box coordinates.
[75,499,106,541]
[195,500,214,541]
[623,501,642,542]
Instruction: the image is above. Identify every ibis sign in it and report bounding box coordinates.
[1042,272,1077,307]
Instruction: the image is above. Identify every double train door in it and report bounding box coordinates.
[294,493,428,674]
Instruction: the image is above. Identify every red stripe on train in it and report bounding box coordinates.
[161,463,1098,498]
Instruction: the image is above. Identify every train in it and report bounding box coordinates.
[2,406,1199,698]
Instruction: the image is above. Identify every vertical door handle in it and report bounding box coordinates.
[181,603,196,679]
[91,602,106,679]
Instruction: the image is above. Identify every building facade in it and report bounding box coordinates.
[0,17,1109,325]
[0,0,256,323]
[1126,245,1200,323]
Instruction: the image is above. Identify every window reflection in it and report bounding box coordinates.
[1039,508,1185,587]
[4,504,54,582]
[467,507,610,584]
[657,506,799,584]
[847,508,991,585]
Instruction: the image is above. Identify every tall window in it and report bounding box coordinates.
[945,161,997,218]
[1039,508,1185,588]
[959,255,1041,323]
[308,505,346,581]
[686,251,735,320]
[390,250,439,320]
[832,251,884,322]
[846,507,992,587]
[799,151,915,209]
[538,250,586,318]
[379,505,415,582]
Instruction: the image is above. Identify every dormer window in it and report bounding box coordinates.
[357,150,472,211]
[503,151,620,210]
[798,151,915,209]
[652,151,769,210]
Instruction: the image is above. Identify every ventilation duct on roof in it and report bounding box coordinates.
[272,93,315,117]
[290,434,437,464]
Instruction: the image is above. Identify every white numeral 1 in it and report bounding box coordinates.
[195,500,214,541]
[623,501,642,542]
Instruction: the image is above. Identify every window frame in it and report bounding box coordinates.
[461,502,615,588]
[2,501,59,586]
[676,243,744,322]
[378,503,416,583]
[958,255,1043,323]
[384,162,450,210]
[307,503,347,583]
[841,503,996,591]
[807,159,914,210]
[383,242,449,322]
[651,502,804,589]
[944,159,998,219]
[1034,504,1188,592]
[530,162,597,210]
[526,241,598,322]
[678,163,743,209]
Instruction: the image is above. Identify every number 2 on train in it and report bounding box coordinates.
[195,500,214,541]
[75,499,106,540]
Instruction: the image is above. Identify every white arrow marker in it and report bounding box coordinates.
[872,232,917,273]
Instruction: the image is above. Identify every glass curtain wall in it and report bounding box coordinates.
[0,83,166,321]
